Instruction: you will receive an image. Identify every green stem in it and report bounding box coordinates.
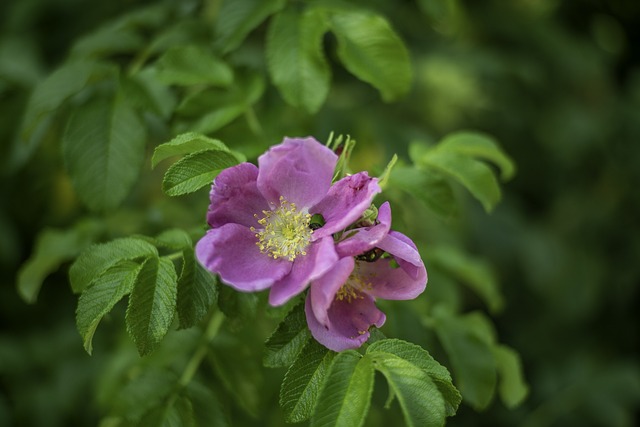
[178,310,225,388]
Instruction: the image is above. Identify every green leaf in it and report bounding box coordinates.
[330,9,412,101]
[21,61,102,140]
[369,352,446,427]
[176,249,217,330]
[426,246,504,313]
[367,339,461,417]
[62,88,146,212]
[186,382,229,427]
[175,72,265,134]
[17,219,104,303]
[280,339,334,423]
[493,345,529,408]
[439,131,516,181]
[155,45,233,86]
[311,350,373,427]
[139,396,195,427]
[389,165,457,219]
[70,237,158,293]
[76,260,141,355]
[152,132,230,168]
[418,147,501,212]
[217,285,258,327]
[126,256,178,356]
[112,368,178,420]
[215,0,286,53]
[121,68,176,119]
[432,307,498,410]
[70,25,144,59]
[266,7,331,113]
[264,301,312,368]
[162,149,239,196]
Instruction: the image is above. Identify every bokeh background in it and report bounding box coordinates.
[1,0,639,426]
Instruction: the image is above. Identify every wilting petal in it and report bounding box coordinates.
[305,291,385,352]
[335,201,392,257]
[196,224,291,292]
[356,256,427,300]
[268,236,338,306]
[206,163,270,228]
[311,172,381,240]
[257,137,337,209]
[309,257,355,326]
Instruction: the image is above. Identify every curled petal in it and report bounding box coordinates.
[356,256,427,300]
[305,290,385,352]
[309,257,355,327]
[377,230,423,268]
[257,137,337,209]
[311,172,382,240]
[206,163,270,228]
[335,201,392,257]
[195,224,291,292]
[268,236,338,306]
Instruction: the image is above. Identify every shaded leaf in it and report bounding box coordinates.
[493,345,529,408]
[266,7,331,113]
[389,165,457,219]
[126,256,178,356]
[156,45,233,86]
[62,88,146,212]
[280,339,334,423]
[17,219,104,303]
[76,260,142,354]
[264,301,311,368]
[311,351,373,427]
[112,368,178,420]
[439,131,516,180]
[330,9,412,101]
[432,307,498,410]
[176,249,217,330]
[121,68,176,119]
[426,246,503,313]
[186,382,229,427]
[70,237,158,293]
[161,149,239,196]
[215,0,286,53]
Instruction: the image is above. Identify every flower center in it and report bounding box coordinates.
[335,262,373,303]
[251,196,313,262]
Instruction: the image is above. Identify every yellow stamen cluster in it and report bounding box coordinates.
[336,262,374,303]
[250,196,313,261]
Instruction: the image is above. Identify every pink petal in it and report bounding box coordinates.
[311,172,381,240]
[376,230,423,268]
[309,257,355,326]
[305,291,386,352]
[195,224,292,292]
[206,162,270,229]
[356,256,427,300]
[257,137,338,209]
[268,236,338,306]
[335,201,392,257]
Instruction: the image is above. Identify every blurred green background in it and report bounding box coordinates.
[1,0,639,426]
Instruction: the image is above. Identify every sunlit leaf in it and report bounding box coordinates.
[266,7,331,113]
[264,301,311,368]
[280,339,334,423]
[152,132,231,168]
[76,260,142,354]
[126,256,178,356]
[369,352,446,427]
[310,351,373,427]
[367,339,461,417]
[330,9,412,101]
[215,0,286,53]
[161,149,240,196]
[70,237,158,293]
[62,89,146,212]
[155,45,233,87]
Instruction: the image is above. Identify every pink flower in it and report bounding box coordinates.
[196,137,381,306]
[305,203,427,351]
